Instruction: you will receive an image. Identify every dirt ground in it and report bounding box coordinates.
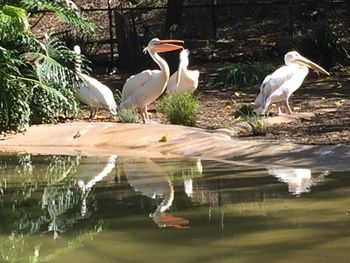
[26,1,350,146]
[196,68,350,145]
[92,63,350,146]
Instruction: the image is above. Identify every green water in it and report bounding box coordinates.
[0,153,349,262]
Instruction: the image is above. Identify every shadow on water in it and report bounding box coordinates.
[0,153,349,262]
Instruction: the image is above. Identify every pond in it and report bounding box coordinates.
[0,153,349,262]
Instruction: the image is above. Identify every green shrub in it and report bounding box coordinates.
[294,22,349,70]
[0,2,92,133]
[117,108,139,123]
[232,104,267,136]
[213,62,275,88]
[30,84,80,124]
[233,103,256,119]
[156,92,199,126]
[247,117,267,136]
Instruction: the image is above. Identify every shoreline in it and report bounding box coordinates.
[0,122,349,171]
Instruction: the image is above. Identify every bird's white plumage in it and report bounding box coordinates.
[64,0,80,16]
[76,73,117,115]
[255,64,308,114]
[120,38,184,122]
[73,45,117,117]
[121,69,163,109]
[166,49,199,93]
[255,51,329,115]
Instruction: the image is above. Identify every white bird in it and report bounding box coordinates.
[73,45,117,119]
[255,51,330,115]
[166,49,200,93]
[64,0,80,16]
[120,38,184,123]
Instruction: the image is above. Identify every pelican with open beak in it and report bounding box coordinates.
[120,38,184,123]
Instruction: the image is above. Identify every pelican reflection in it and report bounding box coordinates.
[122,158,193,228]
[267,166,329,196]
[77,155,117,216]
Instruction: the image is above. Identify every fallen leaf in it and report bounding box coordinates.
[159,134,168,142]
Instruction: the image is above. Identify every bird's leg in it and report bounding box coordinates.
[89,108,94,121]
[145,105,149,120]
[140,107,147,124]
[89,108,97,120]
[277,106,283,115]
[285,99,293,115]
[276,102,284,115]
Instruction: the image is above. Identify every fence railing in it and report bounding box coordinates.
[31,1,350,70]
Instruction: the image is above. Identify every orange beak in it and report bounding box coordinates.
[153,39,184,53]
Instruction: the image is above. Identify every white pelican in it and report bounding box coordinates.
[64,0,80,16]
[120,38,184,123]
[73,45,117,119]
[166,49,200,93]
[255,51,330,115]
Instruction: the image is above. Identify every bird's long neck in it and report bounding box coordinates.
[74,50,82,75]
[180,57,189,75]
[149,50,170,81]
[156,181,174,213]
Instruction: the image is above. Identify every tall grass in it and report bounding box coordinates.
[213,62,275,88]
[156,92,199,126]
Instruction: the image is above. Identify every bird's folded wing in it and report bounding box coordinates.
[255,65,295,105]
[80,74,110,91]
[121,70,152,101]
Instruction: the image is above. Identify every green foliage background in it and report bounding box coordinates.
[0,1,93,133]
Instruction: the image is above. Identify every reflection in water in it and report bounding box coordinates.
[77,155,117,217]
[267,166,328,195]
[2,154,350,263]
[123,158,195,228]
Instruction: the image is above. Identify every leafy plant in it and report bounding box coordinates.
[232,103,255,119]
[247,116,267,136]
[0,2,92,133]
[156,91,199,126]
[20,0,94,31]
[233,104,267,136]
[213,62,275,88]
[0,7,32,132]
[116,108,139,123]
[27,36,81,123]
[294,22,349,70]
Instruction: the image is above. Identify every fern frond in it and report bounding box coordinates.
[21,0,94,31]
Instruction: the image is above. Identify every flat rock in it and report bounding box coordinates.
[1,122,349,171]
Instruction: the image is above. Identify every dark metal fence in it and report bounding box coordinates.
[34,1,350,70]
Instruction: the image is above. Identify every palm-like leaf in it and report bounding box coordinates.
[23,35,80,100]
[20,0,94,31]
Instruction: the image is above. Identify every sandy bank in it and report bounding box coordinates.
[0,122,349,170]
